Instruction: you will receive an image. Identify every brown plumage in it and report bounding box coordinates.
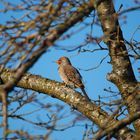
[56,56,90,101]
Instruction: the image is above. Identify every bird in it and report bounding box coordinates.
[56,56,90,101]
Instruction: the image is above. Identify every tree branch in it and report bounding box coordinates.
[0,66,135,139]
[93,112,140,140]
[1,1,95,93]
[95,0,140,137]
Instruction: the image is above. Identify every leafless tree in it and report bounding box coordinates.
[0,0,140,139]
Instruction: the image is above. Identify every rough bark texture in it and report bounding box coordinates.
[0,67,135,139]
[95,0,140,138]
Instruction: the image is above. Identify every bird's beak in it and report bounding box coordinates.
[52,60,57,63]
[54,60,59,64]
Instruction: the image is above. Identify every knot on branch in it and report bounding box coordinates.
[106,72,119,83]
[106,67,132,84]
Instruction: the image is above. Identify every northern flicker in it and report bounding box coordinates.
[56,56,90,101]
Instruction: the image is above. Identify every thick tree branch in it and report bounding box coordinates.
[0,67,135,139]
[94,0,140,137]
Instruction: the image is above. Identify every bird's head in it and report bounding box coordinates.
[56,57,71,65]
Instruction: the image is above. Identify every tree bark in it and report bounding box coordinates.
[0,67,135,139]
[94,0,140,138]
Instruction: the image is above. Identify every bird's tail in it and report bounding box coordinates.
[81,87,90,101]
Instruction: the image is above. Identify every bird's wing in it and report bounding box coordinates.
[63,65,84,88]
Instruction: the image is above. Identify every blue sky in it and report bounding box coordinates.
[0,0,140,139]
